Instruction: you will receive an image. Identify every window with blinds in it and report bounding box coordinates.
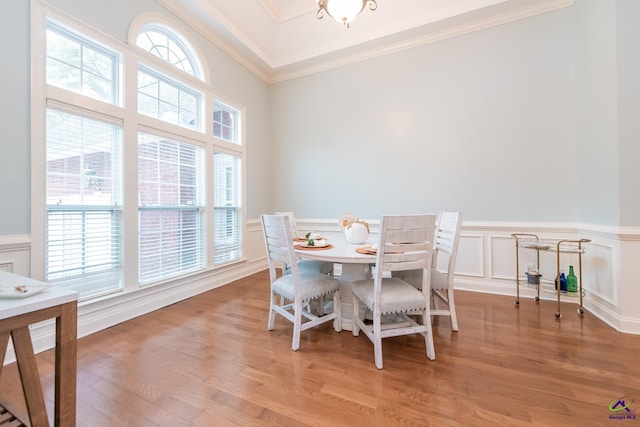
[45,109,123,298]
[213,151,242,264]
[138,132,205,284]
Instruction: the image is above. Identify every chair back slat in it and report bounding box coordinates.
[261,214,299,282]
[375,214,436,285]
[275,211,297,235]
[433,212,463,273]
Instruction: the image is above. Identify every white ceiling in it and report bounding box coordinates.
[157,0,574,83]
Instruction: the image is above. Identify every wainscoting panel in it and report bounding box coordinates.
[454,234,484,278]
[489,235,518,281]
[583,241,616,304]
[0,235,30,276]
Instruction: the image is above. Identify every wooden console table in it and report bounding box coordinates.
[0,271,78,426]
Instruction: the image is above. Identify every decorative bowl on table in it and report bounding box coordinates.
[339,212,358,231]
[338,212,370,244]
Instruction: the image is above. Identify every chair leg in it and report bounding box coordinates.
[351,294,360,336]
[268,292,277,330]
[373,316,383,369]
[422,311,436,361]
[292,299,302,351]
[333,290,342,332]
[448,290,459,332]
[320,295,328,316]
[432,290,440,310]
[430,290,437,325]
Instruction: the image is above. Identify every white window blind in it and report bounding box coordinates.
[138,132,205,284]
[46,109,123,298]
[213,152,242,264]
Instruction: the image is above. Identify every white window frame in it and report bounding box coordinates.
[136,24,201,79]
[137,65,203,132]
[31,5,247,300]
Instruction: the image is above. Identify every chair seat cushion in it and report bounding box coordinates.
[431,270,449,290]
[272,271,339,302]
[352,277,427,315]
[286,260,334,275]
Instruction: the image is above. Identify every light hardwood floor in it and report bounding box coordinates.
[1,270,639,426]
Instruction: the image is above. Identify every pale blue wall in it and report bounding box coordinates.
[574,0,620,225]
[574,0,640,227]
[615,0,640,226]
[271,7,578,221]
[0,0,30,235]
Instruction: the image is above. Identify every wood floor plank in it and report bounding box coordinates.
[1,270,640,426]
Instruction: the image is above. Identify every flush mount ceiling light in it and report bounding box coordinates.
[316,0,377,28]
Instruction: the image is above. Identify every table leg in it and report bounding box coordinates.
[0,332,9,380]
[12,326,49,427]
[55,301,77,427]
[338,264,371,331]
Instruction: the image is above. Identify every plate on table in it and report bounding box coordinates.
[293,235,324,242]
[356,246,377,255]
[297,239,330,248]
[295,243,334,250]
[0,284,53,299]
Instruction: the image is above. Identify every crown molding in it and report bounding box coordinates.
[269,0,575,83]
[159,0,574,84]
[156,0,272,83]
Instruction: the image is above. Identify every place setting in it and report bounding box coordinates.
[0,283,53,299]
[293,232,334,250]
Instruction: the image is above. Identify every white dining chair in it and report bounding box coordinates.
[275,211,334,276]
[351,214,436,369]
[392,211,463,331]
[430,211,463,331]
[261,214,341,351]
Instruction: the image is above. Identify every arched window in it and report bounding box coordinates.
[134,23,204,131]
[136,24,202,79]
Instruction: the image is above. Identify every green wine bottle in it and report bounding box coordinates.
[567,265,578,293]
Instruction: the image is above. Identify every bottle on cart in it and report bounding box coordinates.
[555,270,567,291]
[567,265,578,293]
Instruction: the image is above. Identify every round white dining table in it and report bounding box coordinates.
[294,231,377,331]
